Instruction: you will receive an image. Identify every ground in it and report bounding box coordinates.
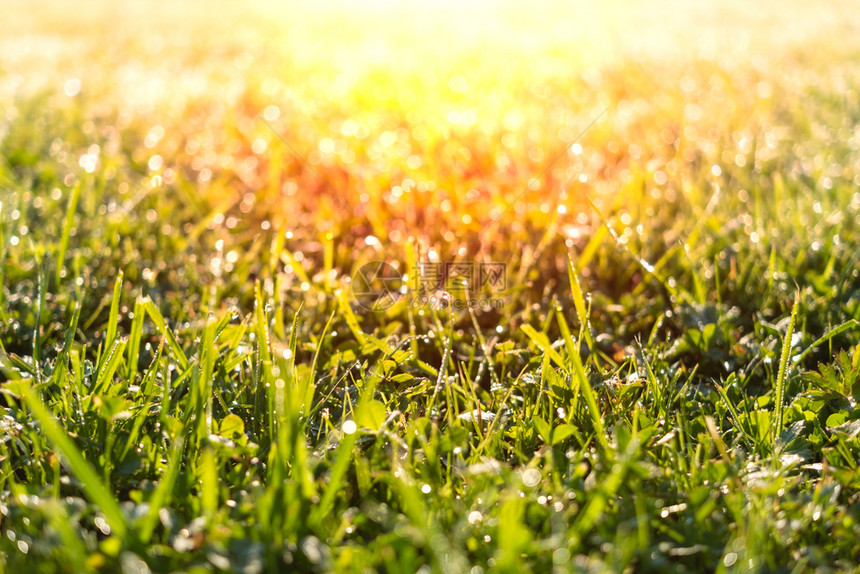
[0,1,859,572]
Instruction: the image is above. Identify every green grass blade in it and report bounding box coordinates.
[566,258,595,352]
[566,328,609,452]
[773,292,801,443]
[142,297,190,371]
[56,182,81,285]
[137,431,186,542]
[126,295,145,382]
[17,381,129,540]
[795,319,858,364]
[90,338,127,396]
[519,324,565,368]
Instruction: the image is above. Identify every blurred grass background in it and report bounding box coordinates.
[1,1,859,572]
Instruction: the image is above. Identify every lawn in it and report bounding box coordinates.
[1,1,859,572]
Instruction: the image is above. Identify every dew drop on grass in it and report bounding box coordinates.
[94,516,111,535]
[522,468,541,487]
[724,553,738,567]
[64,78,81,97]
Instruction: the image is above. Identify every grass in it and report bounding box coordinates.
[0,0,859,572]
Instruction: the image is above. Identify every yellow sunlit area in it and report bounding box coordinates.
[1,1,859,572]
